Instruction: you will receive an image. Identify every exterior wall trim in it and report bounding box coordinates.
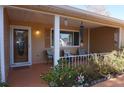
[0,6,5,82]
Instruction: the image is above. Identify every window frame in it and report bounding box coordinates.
[50,28,80,48]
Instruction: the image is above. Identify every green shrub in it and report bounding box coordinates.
[90,53,117,76]
[103,50,124,74]
[41,49,124,87]
[76,63,103,83]
[91,50,124,76]
[41,64,78,87]
[0,82,9,87]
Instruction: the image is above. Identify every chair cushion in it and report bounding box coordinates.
[47,48,54,58]
[78,48,87,55]
[64,50,72,57]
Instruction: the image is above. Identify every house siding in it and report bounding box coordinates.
[90,27,119,53]
[9,21,88,64]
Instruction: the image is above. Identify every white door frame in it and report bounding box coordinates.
[10,25,32,67]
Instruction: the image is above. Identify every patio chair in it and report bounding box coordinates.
[46,48,54,64]
[77,47,88,55]
[77,48,88,62]
[64,50,72,57]
[63,49,73,62]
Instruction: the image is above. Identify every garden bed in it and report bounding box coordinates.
[41,49,124,87]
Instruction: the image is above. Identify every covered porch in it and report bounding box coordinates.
[0,5,123,86]
[8,63,51,87]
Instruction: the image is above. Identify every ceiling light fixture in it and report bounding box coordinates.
[36,30,40,35]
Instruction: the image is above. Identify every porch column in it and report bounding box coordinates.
[0,6,5,82]
[54,15,60,66]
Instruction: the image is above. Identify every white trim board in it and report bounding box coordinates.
[0,6,5,82]
[10,25,32,67]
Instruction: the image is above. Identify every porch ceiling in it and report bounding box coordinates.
[6,7,102,29]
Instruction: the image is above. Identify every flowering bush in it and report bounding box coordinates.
[75,73,85,86]
[41,49,124,87]
[91,50,124,76]
[41,65,78,87]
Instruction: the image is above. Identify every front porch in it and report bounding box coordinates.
[8,63,52,87]
[7,62,124,87]
[0,5,123,86]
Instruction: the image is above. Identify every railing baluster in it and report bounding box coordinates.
[81,56,82,64]
[83,56,85,64]
[70,57,72,68]
[78,56,80,66]
[68,57,70,68]
[79,56,80,66]
[74,56,77,67]
[73,57,76,68]
[59,52,107,68]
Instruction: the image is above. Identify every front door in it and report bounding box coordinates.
[10,26,32,67]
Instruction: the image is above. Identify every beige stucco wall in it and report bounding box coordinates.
[5,16,121,65]
[90,27,119,53]
[10,21,47,64]
[9,21,88,64]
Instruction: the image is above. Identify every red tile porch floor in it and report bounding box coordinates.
[7,63,52,87]
[8,63,124,87]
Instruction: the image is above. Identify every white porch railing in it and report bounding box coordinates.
[59,53,108,68]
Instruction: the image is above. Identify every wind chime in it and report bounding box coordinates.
[80,22,84,46]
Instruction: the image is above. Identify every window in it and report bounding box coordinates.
[60,32,73,46]
[51,30,80,47]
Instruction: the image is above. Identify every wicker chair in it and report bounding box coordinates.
[46,48,54,64]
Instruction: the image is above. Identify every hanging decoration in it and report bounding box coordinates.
[80,22,84,43]
[64,18,68,26]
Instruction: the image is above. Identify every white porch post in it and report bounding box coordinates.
[54,15,60,66]
[0,6,5,82]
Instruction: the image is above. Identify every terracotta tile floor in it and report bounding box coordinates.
[93,74,124,87]
[8,63,124,87]
[8,63,52,87]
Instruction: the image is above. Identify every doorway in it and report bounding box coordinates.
[10,25,32,67]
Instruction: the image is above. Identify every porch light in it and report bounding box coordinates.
[36,30,40,35]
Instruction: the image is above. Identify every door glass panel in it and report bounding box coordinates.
[14,29,28,63]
